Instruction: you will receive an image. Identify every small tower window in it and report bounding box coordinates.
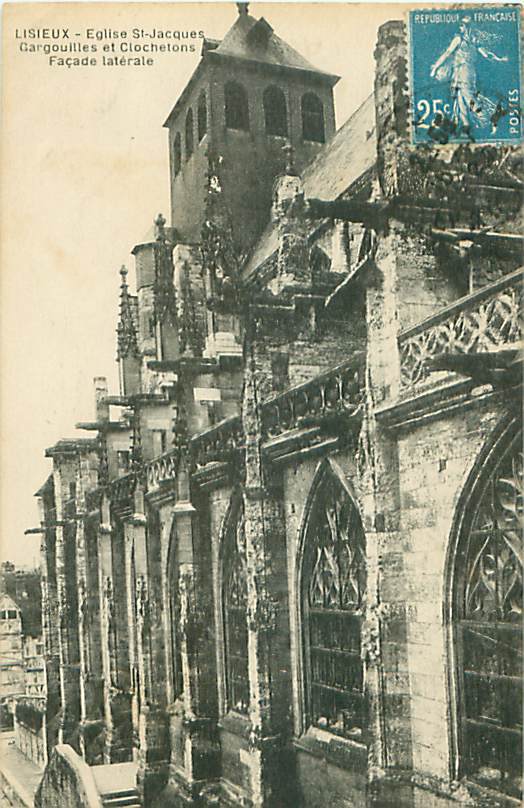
[225,81,249,131]
[198,92,207,142]
[185,108,194,159]
[173,133,181,176]
[302,93,325,143]
[263,86,288,137]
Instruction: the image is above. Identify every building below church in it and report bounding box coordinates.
[0,570,46,771]
[30,6,522,808]
[0,593,25,710]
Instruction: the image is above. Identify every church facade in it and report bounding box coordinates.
[33,7,522,808]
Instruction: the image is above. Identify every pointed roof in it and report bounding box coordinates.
[164,8,338,128]
[117,265,139,360]
[214,12,331,76]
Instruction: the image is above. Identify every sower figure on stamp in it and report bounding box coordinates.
[430,15,509,138]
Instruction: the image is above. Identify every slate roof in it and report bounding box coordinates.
[214,13,335,79]
[243,93,377,279]
[301,93,376,202]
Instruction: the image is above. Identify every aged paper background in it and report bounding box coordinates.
[1,1,413,567]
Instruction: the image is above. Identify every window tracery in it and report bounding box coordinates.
[302,467,367,739]
[455,436,522,800]
[223,504,249,714]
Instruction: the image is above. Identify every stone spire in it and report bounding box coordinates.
[152,213,178,326]
[178,262,204,358]
[116,265,139,360]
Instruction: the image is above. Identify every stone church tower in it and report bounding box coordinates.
[164,3,338,254]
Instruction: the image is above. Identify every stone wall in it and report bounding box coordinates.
[14,701,46,769]
[35,744,102,808]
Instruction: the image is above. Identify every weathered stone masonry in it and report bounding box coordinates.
[33,8,522,808]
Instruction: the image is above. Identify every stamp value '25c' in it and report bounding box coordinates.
[409,6,522,145]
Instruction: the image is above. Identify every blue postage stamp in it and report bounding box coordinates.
[409,7,522,144]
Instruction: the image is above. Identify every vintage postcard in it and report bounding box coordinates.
[0,3,522,808]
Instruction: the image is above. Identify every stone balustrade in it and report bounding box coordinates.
[191,417,244,469]
[144,356,364,488]
[261,356,363,440]
[145,450,179,490]
[398,268,523,391]
[110,473,135,505]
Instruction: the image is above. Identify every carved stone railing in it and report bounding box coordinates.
[146,449,179,490]
[110,473,135,505]
[191,416,243,468]
[111,357,364,490]
[188,355,363,469]
[261,356,363,440]
[398,268,523,391]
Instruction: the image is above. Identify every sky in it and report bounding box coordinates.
[1,1,411,567]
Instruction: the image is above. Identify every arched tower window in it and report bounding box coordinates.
[197,92,207,142]
[301,464,366,739]
[173,132,181,176]
[301,93,325,143]
[223,502,249,713]
[185,108,194,159]
[225,81,249,131]
[263,85,288,137]
[451,429,522,800]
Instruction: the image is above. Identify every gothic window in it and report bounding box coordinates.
[302,466,366,740]
[173,133,181,176]
[185,108,194,158]
[263,85,288,137]
[225,81,249,131]
[197,91,207,141]
[170,567,183,701]
[453,434,522,800]
[301,92,325,143]
[223,504,249,714]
